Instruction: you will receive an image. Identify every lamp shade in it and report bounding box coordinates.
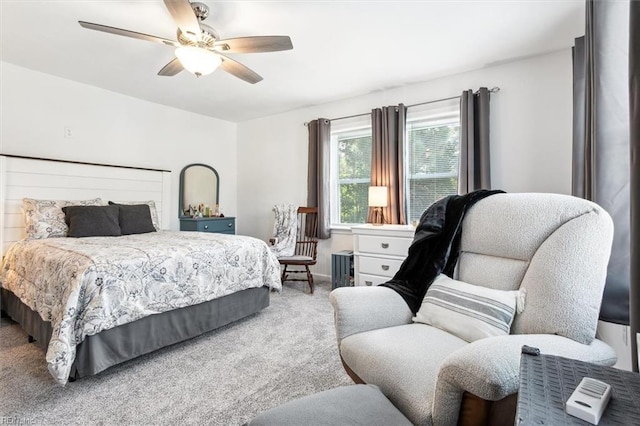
[175,46,222,76]
[368,186,388,207]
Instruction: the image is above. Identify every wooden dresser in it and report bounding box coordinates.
[351,224,414,286]
[179,217,236,235]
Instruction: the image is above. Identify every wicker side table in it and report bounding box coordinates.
[516,351,640,425]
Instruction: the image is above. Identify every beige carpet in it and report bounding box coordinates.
[0,280,352,425]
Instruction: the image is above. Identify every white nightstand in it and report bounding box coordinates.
[351,224,415,286]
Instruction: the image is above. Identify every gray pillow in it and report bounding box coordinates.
[62,205,121,237]
[108,202,156,235]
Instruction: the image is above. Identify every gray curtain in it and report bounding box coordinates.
[307,119,331,239]
[459,88,491,193]
[367,104,407,225]
[572,0,630,327]
[629,0,640,372]
[572,37,588,198]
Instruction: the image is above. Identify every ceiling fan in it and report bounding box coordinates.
[78,0,293,83]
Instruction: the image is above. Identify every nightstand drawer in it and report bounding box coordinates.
[357,273,390,287]
[358,256,403,278]
[358,235,411,257]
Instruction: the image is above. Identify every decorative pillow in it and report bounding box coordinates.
[62,205,122,238]
[22,198,104,239]
[109,200,160,230]
[413,274,526,343]
[108,202,156,235]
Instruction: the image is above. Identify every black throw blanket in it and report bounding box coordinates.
[381,189,504,313]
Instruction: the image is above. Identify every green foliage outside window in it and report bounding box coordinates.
[340,182,370,223]
[337,134,371,224]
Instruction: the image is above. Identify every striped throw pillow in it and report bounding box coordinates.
[413,274,525,342]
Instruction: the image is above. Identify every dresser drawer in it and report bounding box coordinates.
[358,256,403,278]
[358,235,411,257]
[197,219,234,233]
[357,273,391,287]
[180,218,236,234]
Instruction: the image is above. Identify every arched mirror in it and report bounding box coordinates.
[179,163,219,217]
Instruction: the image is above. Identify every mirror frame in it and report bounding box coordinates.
[179,163,220,217]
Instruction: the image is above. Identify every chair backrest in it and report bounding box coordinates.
[455,193,613,345]
[295,207,318,259]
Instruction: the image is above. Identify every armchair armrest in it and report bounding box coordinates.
[431,334,616,426]
[329,286,413,343]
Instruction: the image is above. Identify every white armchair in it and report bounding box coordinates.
[330,193,617,426]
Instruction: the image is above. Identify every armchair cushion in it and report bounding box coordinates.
[340,323,467,425]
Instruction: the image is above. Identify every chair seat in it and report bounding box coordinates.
[278,255,314,263]
[340,323,468,425]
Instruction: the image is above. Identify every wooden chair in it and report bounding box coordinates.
[274,207,318,294]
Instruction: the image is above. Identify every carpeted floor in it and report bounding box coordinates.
[0,280,353,425]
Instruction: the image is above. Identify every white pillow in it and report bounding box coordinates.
[413,274,525,343]
[22,198,104,239]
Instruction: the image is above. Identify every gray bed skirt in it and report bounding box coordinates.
[1,286,270,380]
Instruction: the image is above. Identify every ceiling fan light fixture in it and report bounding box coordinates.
[175,46,221,77]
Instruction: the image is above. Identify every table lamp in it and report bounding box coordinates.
[368,186,388,226]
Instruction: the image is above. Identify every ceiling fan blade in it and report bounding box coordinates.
[213,36,293,53]
[158,58,184,76]
[163,0,201,41]
[78,21,178,47]
[217,53,263,84]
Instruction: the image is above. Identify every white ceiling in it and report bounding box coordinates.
[1,1,585,123]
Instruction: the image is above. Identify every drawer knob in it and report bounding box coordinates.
[381,265,389,271]
[204,225,209,230]
[381,243,389,249]
[228,223,232,227]
[365,281,373,286]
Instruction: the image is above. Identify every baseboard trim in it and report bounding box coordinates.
[313,273,330,281]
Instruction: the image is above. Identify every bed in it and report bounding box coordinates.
[0,155,281,385]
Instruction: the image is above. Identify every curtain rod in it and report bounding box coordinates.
[408,86,500,109]
[303,86,500,126]
[406,95,460,109]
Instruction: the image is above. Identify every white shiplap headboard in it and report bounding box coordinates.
[0,155,171,256]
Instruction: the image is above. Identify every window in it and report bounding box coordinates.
[329,101,460,226]
[406,112,460,223]
[330,122,372,225]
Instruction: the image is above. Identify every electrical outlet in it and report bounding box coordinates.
[64,126,73,138]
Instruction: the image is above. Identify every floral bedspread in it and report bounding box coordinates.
[0,231,281,385]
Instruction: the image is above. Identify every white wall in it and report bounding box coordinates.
[237,49,574,277]
[0,62,237,230]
